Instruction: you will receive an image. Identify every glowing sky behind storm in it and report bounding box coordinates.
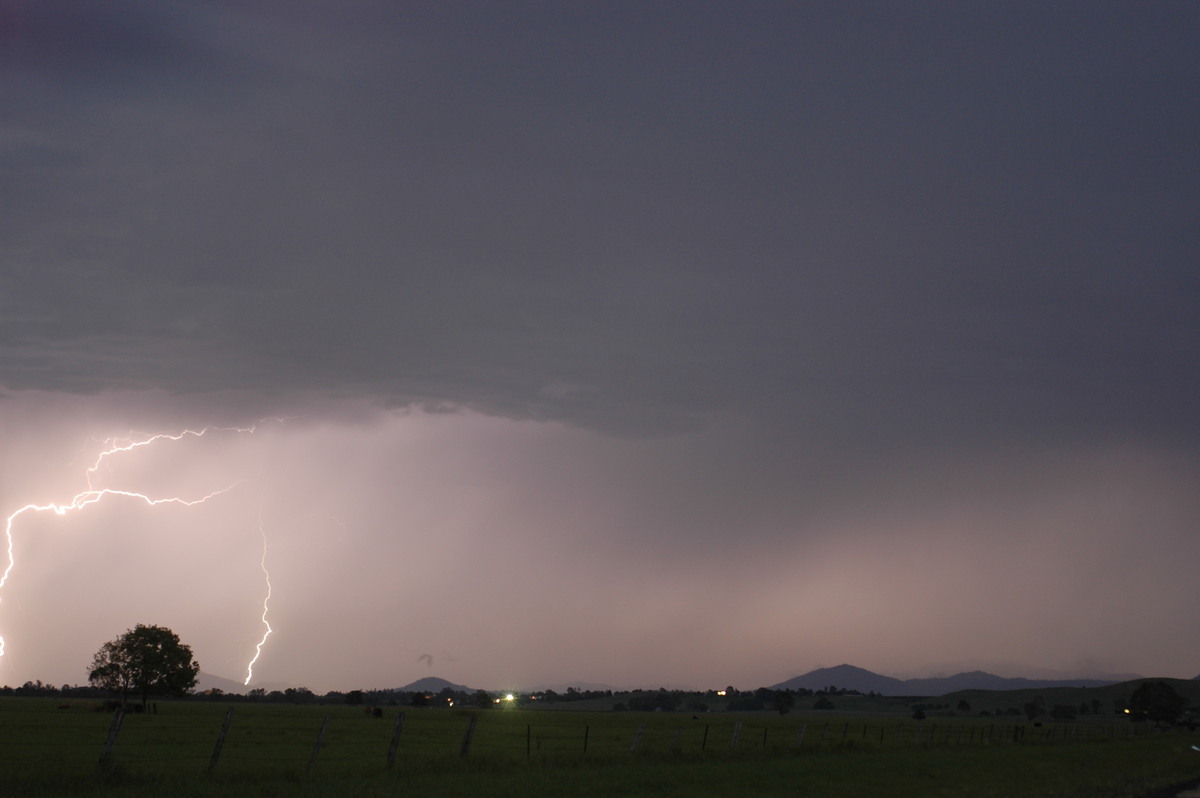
[1,2,1198,692]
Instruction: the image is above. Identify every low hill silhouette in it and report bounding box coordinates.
[196,672,256,693]
[397,676,475,694]
[772,664,1123,696]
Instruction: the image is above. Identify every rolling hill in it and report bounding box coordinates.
[396,676,476,694]
[772,664,1126,696]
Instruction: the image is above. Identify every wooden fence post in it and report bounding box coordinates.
[731,721,742,748]
[208,707,234,774]
[583,725,589,753]
[307,715,330,775]
[701,724,709,750]
[460,714,477,756]
[98,707,125,769]
[307,715,331,772]
[630,724,645,752]
[797,723,807,748]
[387,712,405,769]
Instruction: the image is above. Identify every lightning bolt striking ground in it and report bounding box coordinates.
[0,423,281,675]
[244,512,273,686]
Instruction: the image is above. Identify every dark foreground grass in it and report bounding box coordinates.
[2,699,1199,797]
[6,738,1200,798]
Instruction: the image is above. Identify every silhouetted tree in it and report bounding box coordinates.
[726,694,764,711]
[284,687,315,704]
[773,690,795,716]
[88,624,198,710]
[1128,681,1189,726]
[628,689,681,712]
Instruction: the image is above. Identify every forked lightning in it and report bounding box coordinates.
[0,424,278,682]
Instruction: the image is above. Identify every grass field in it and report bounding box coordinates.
[2,697,1198,796]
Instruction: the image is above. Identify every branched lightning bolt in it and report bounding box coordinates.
[244,510,273,686]
[85,425,255,487]
[0,421,284,669]
[0,488,236,657]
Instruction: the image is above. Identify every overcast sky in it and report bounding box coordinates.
[1,1,1198,693]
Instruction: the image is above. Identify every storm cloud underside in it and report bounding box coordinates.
[1,2,1197,690]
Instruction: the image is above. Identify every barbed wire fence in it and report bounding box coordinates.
[0,703,1171,781]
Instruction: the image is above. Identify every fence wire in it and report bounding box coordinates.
[0,700,1162,779]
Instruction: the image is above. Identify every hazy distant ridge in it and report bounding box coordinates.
[396,677,476,694]
[772,664,1126,697]
[204,666,1149,697]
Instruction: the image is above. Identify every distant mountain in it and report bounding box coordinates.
[197,672,293,694]
[773,664,906,695]
[900,670,1115,695]
[195,672,249,694]
[397,676,475,694]
[772,664,1123,696]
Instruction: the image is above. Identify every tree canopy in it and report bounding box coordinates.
[1127,680,1189,726]
[88,624,199,709]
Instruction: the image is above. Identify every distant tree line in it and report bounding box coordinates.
[0,680,109,699]
[533,687,614,703]
[8,676,1192,729]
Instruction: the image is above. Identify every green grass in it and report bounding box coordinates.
[1,698,1198,796]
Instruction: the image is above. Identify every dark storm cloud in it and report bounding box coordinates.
[2,2,1200,689]
[3,1,1198,444]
